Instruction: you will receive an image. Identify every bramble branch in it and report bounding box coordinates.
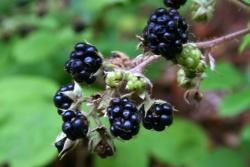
[195,27,250,49]
[129,54,161,73]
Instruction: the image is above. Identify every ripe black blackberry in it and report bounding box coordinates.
[53,83,74,110]
[143,8,188,60]
[64,42,103,84]
[141,102,173,131]
[62,114,89,140]
[107,98,140,140]
[164,0,187,9]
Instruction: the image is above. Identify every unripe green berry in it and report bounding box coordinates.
[177,43,202,70]
[126,72,138,82]
[125,72,146,92]
[105,70,124,88]
[196,60,207,73]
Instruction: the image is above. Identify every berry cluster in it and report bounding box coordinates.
[141,102,173,131]
[62,110,89,140]
[164,0,187,9]
[53,83,89,141]
[107,98,140,140]
[53,83,74,110]
[176,43,207,88]
[143,8,188,60]
[65,42,103,84]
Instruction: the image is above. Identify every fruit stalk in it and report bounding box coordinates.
[130,54,161,73]
[195,27,250,49]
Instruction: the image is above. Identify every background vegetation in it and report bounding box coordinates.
[0,0,250,167]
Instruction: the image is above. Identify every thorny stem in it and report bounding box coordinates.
[195,27,250,49]
[129,28,250,73]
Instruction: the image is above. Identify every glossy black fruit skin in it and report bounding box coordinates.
[64,42,102,84]
[143,8,188,60]
[53,83,74,110]
[141,103,173,131]
[163,0,187,9]
[62,110,76,122]
[107,98,140,140]
[62,115,89,140]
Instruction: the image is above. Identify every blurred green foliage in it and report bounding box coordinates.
[0,0,250,167]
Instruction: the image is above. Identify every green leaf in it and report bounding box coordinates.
[70,0,128,22]
[0,76,60,167]
[193,147,247,167]
[240,124,250,141]
[94,118,208,167]
[0,103,60,167]
[0,75,57,107]
[242,0,250,5]
[12,30,60,64]
[201,62,243,90]
[148,118,208,166]
[218,89,250,117]
[240,34,250,53]
[95,138,148,167]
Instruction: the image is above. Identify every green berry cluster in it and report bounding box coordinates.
[105,70,124,88]
[105,70,146,92]
[176,43,207,88]
[126,72,146,92]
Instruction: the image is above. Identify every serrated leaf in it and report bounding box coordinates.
[94,118,208,167]
[95,137,148,167]
[13,30,60,64]
[193,148,247,167]
[0,76,58,122]
[148,118,208,167]
[201,62,243,90]
[0,76,60,167]
[219,89,250,117]
[0,102,60,167]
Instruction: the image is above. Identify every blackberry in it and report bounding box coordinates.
[62,114,89,140]
[62,110,76,122]
[53,83,74,110]
[107,98,140,140]
[54,137,67,153]
[141,102,173,131]
[64,42,103,84]
[143,8,188,60]
[164,0,187,9]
